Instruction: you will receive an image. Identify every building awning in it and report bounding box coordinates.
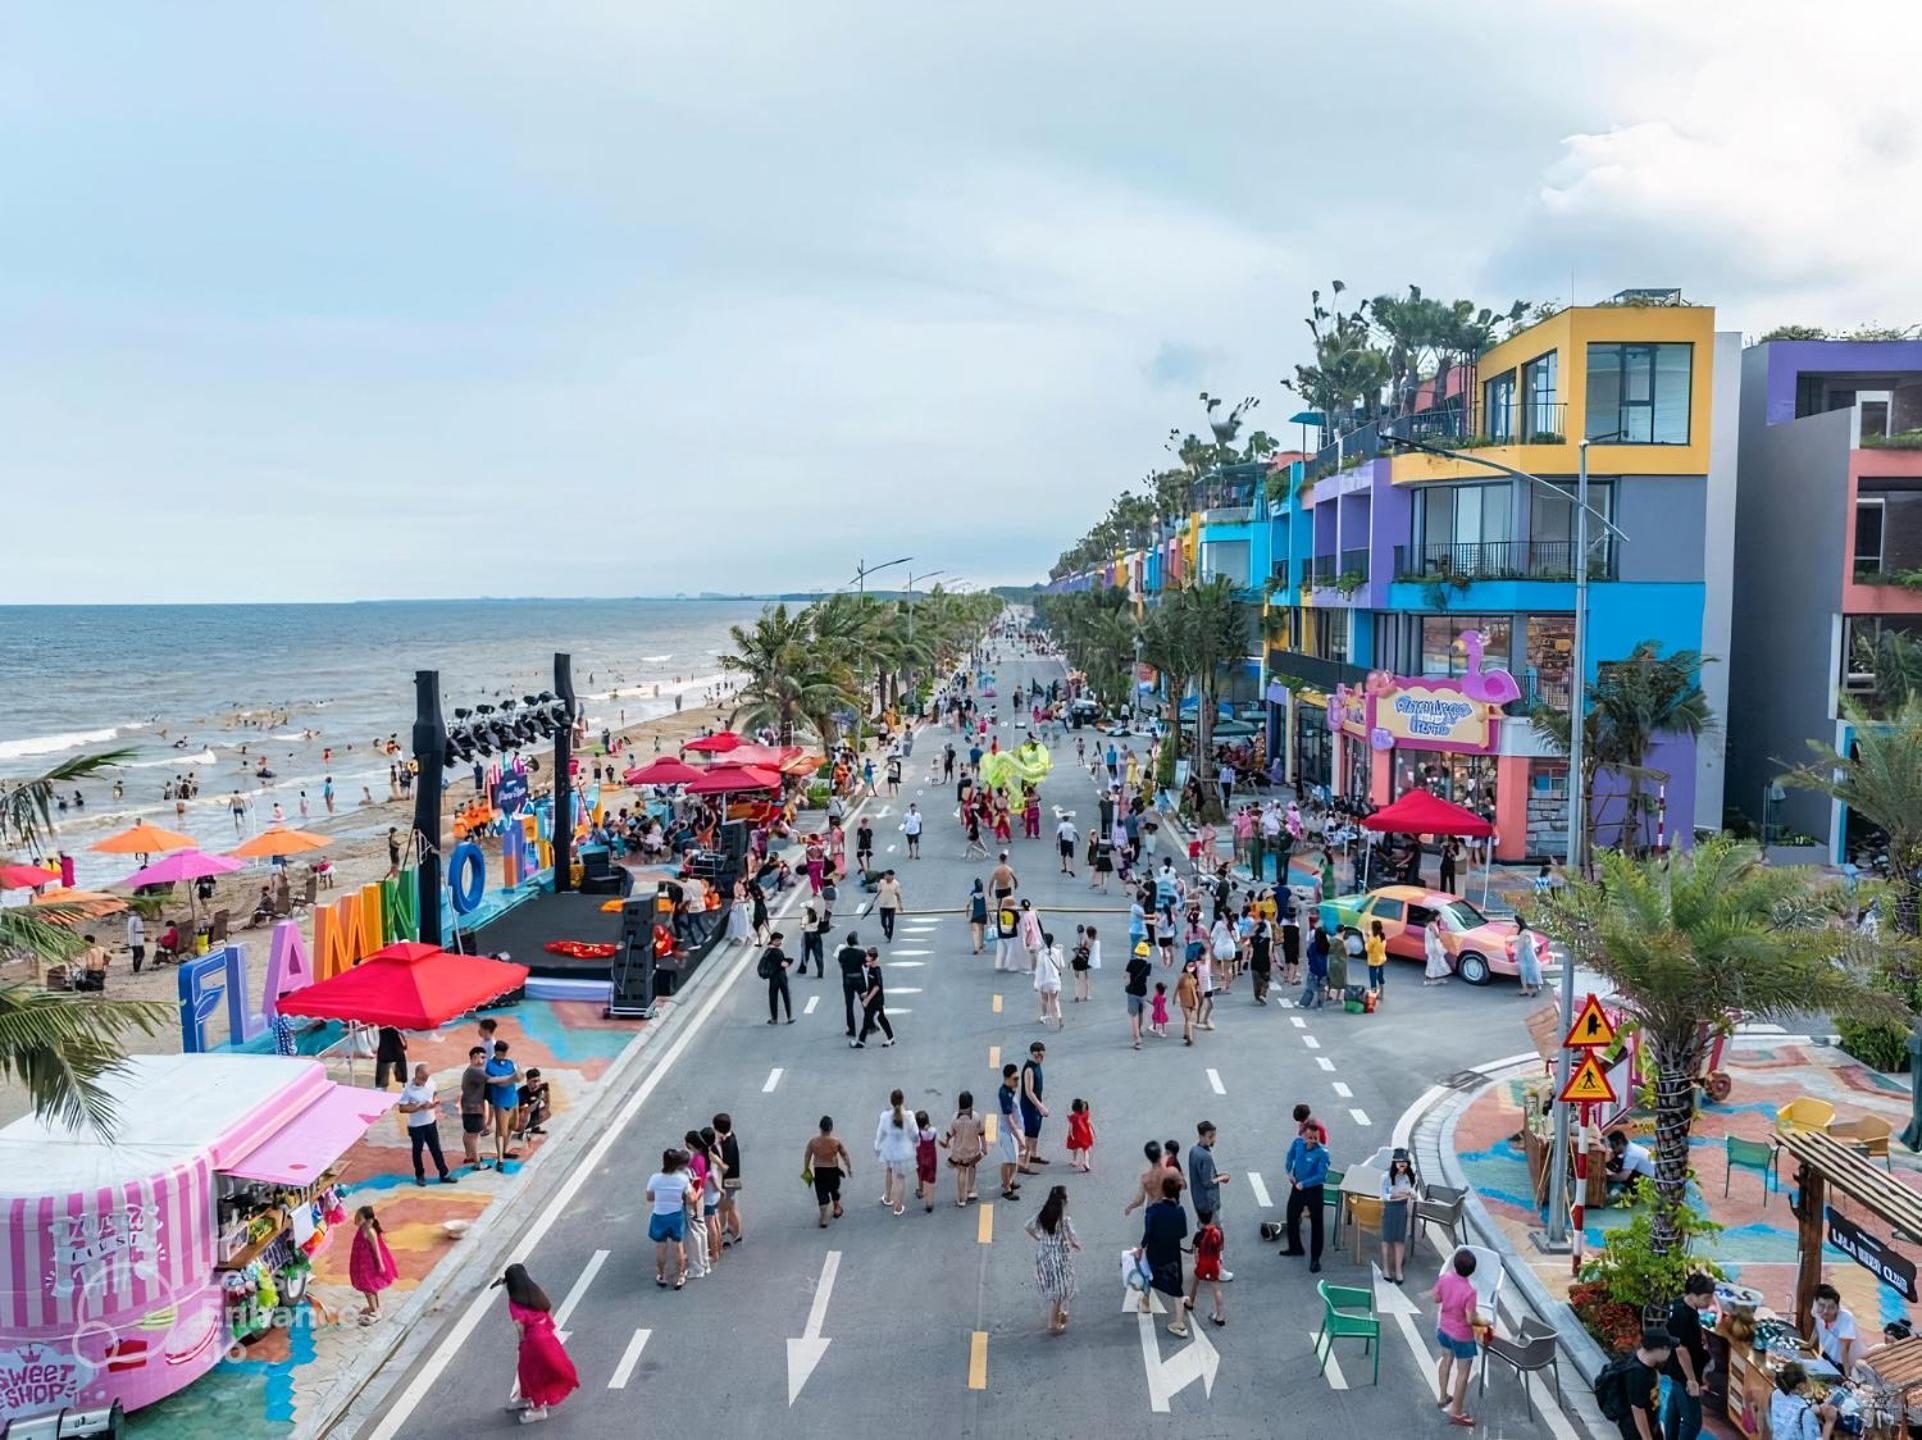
[223,1084,397,1186]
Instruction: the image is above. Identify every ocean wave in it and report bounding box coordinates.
[642,654,673,663]
[126,749,220,767]
[0,727,125,762]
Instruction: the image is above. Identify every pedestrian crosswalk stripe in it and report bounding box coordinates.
[1206,1068,1226,1095]
[892,948,932,956]
[1247,1172,1272,1207]
[804,995,820,1015]
[762,1068,783,1093]
[1302,1035,1320,1050]
[1290,1017,1307,1029]
[1349,1108,1372,1127]
[1331,1082,1351,1098]
[1316,1056,1335,1071]
[891,987,923,994]
[608,1328,651,1389]
[988,1045,1000,1069]
[1315,1330,1349,1390]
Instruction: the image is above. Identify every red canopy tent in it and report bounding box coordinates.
[275,941,529,1029]
[624,757,704,787]
[1360,789,1493,837]
[684,764,783,796]
[683,731,743,755]
[715,743,803,770]
[1361,789,1496,903]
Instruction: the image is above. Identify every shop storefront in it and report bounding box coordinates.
[0,1053,395,1417]
[1294,698,1330,795]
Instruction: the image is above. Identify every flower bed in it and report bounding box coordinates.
[1568,1279,1643,1355]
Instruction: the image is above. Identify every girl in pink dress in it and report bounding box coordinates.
[497,1264,579,1424]
[349,1206,398,1324]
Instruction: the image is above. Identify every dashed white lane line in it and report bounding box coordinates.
[886,961,925,969]
[1247,1172,1272,1208]
[1316,1057,1336,1072]
[609,1328,652,1389]
[762,1068,784,1093]
[891,987,924,994]
[891,947,933,955]
[1290,1017,1307,1029]
[803,995,820,1015]
[1302,1036,1321,1050]
[554,1250,608,1332]
[886,843,897,853]
[1206,1068,1226,1096]
[1317,1331,1350,1389]
[1349,1108,1373,1127]
[1332,1082,1352,1098]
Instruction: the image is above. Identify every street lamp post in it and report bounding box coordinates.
[1380,432,1618,1251]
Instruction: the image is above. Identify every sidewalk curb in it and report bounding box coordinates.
[300,982,693,1439]
[1404,1055,1611,1437]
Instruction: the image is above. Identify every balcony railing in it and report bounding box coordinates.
[1481,400,1569,446]
[1300,557,1316,589]
[1272,653,1370,692]
[1339,547,1369,584]
[1393,539,1618,583]
[1312,554,1337,587]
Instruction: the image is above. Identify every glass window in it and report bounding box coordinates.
[1856,499,1886,575]
[1586,343,1692,444]
[1420,616,1512,678]
[1369,899,1405,923]
[1522,351,1560,438]
[1312,609,1350,662]
[1528,481,1613,576]
[1483,371,1516,441]
[1525,615,1575,708]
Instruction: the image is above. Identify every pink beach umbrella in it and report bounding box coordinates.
[117,849,245,929]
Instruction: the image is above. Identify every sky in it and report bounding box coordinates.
[2,1,1917,604]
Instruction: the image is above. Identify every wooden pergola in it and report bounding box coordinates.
[1776,1128,1922,1335]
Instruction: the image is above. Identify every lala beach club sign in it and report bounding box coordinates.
[1329,629,1516,756]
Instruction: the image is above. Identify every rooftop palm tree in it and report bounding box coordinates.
[0,751,170,1135]
[1541,839,1895,1255]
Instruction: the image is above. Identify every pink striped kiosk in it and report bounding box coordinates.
[0,1054,394,1419]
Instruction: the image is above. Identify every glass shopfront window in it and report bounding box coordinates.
[1419,616,1512,678]
[1525,615,1575,709]
[1342,734,1373,803]
[1295,703,1330,793]
[1394,751,1498,818]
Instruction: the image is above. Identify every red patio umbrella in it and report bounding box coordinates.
[683,731,743,754]
[720,743,802,769]
[0,864,61,891]
[1360,788,1493,837]
[624,757,704,787]
[274,942,530,1029]
[684,764,783,796]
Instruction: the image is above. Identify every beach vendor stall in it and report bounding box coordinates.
[0,1053,395,1419]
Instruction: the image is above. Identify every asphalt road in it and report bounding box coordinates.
[360,649,1592,1439]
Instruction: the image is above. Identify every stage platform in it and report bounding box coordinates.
[468,890,626,979]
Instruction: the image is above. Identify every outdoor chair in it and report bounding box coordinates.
[1415,1183,1468,1255]
[209,909,229,945]
[1480,1316,1563,1417]
[1830,1115,1895,1171]
[1312,1280,1379,1385]
[1322,1166,1347,1239]
[1345,1194,1385,1265]
[1776,1096,1835,1135]
[1724,1136,1779,1202]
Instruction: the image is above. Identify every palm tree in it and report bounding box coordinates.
[1174,577,1250,822]
[720,604,857,750]
[1541,839,1893,1254]
[1784,697,1922,936]
[1530,641,1716,864]
[0,751,171,1135]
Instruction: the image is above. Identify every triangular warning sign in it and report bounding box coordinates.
[1559,1052,1618,1105]
[1562,994,1616,1050]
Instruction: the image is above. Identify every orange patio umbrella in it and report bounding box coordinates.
[28,888,127,923]
[92,822,196,855]
[230,826,332,860]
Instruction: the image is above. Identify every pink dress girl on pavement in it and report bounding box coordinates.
[348,1206,398,1324]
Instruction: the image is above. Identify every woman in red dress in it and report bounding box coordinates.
[495,1264,579,1424]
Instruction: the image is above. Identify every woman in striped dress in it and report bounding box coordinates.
[1024,1185,1082,1334]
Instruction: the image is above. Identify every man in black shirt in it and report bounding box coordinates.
[1611,1330,1673,1440]
[760,931,793,1024]
[712,1111,744,1245]
[1125,942,1153,1049]
[837,931,868,1040]
[1663,1273,1714,1440]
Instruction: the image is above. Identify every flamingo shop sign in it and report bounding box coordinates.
[1334,675,1507,755]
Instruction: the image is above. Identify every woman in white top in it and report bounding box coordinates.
[1423,917,1452,986]
[1378,1151,1419,1283]
[874,1090,919,1216]
[1033,933,1064,1029]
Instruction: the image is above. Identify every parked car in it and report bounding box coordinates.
[1316,884,1520,985]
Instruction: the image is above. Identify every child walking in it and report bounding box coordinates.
[1066,1098,1095,1172]
[915,1110,939,1213]
[349,1205,397,1325]
[1150,981,1170,1038]
[1187,1214,1227,1327]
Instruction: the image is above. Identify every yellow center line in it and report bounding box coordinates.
[984,1113,998,1144]
[992,993,1003,1014]
[988,1045,1000,1070]
[968,1330,989,1390]
[977,1200,994,1244]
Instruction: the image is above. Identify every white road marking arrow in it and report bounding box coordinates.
[787,1250,841,1405]
[1136,1310,1220,1412]
[1373,1262,1442,1401]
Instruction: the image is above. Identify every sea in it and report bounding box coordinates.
[0,598,770,886]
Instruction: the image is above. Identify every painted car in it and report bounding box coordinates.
[1316,884,1520,986]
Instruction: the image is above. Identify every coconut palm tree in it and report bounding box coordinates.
[1541,839,1894,1255]
[720,603,858,750]
[1530,641,1716,864]
[1784,697,1922,936]
[1175,576,1251,822]
[0,751,171,1135]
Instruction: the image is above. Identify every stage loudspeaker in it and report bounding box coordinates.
[606,896,656,1018]
[720,820,748,866]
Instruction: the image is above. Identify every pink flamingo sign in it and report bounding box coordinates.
[1331,629,1515,755]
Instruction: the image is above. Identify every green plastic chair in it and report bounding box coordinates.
[1724,1136,1777,1205]
[1322,1166,1347,1236]
[1313,1280,1380,1384]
